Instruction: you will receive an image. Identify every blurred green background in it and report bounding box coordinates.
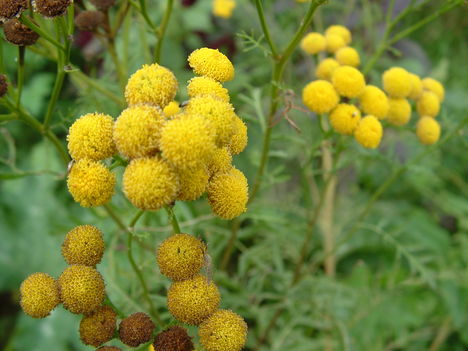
[1,0,468,350]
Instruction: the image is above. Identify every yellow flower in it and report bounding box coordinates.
[58,265,105,315]
[188,47,234,82]
[329,103,361,135]
[416,116,440,145]
[67,113,115,161]
[325,33,346,53]
[335,46,360,67]
[325,25,352,45]
[185,96,236,146]
[199,309,248,351]
[358,85,389,120]
[113,105,166,159]
[354,115,383,149]
[125,64,178,107]
[62,225,104,266]
[300,32,326,54]
[408,73,423,100]
[176,166,209,201]
[157,233,206,281]
[208,147,232,176]
[315,58,340,81]
[187,76,230,102]
[416,91,440,117]
[79,306,116,347]
[387,98,411,126]
[123,157,179,211]
[20,272,60,318]
[382,67,412,98]
[167,274,221,325]
[422,77,445,102]
[302,80,339,114]
[229,115,247,155]
[67,159,115,207]
[331,65,365,98]
[163,101,181,117]
[212,0,236,19]
[207,167,248,219]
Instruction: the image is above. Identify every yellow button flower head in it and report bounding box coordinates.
[302,80,339,114]
[417,116,441,145]
[67,159,115,207]
[199,309,248,351]
[208,147,232,176]
[335,46,360,67]
[167,274,221,325]
[329,103,361,135]
[113,105,166,159]
[176,166,210,201]
[125,64,178,107]
[20,272,60,318]
[300,32,326,54]
[315,58,340,81]
[160,113,217,170]
[229,115,247,155]
[408,73,423,100]
[163,101,181,117]
[332,66,365,98]
[58,265,105,315]
[79,305,116,347]
[387,98,411,126]
[188,47,234,82]
[417,91,440,117]
[208,167,248,219]
[212,0,236,18]
[354,115,383,149]
[187,76,230,102]
[325,25,352,45]
[422,77,444,102]
[382,67,412,98]
[62,225,104,266]
[123,157,179,211]
[359,85,389,120]
[157,233,206,281]
[67,113,115,161]
[325,33,346,53]
[185,96,236,146]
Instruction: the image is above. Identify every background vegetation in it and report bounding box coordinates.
[1,0,467,350]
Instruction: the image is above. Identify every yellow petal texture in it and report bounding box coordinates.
[302,80,339,114]
[329,103,361,135]
[416,91,440,117]
[67,159,115,207]
[188,47,234,82]
[325,33,346,53]
[387,98,411,126]
[187,76,230,102]
[163,101,181,117]
[331,65,366,98]
[62,225,104,266]
[125,63,178,107]
[176,166,209,201]
[199,309,248,351]
[300,32,326,54]
[67,113,115,161]
[123,157,179,211]
[354,115,383,149]
[335,46,360,67]
[422,77,445,102]
[382,67,412,98]
[325,25,352,45]
[358,85,389,120]
[315,58,340,81]
[208,147,232,176]
[208,167,248,219]
[58,265,105,315]
[229,115,248,155]
[167,274,220,325]
[113,105,165,159]
[416,116,441,145]
[156,233,206,281]
[20,272,60,318]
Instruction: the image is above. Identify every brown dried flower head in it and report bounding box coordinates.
[3,19,39,46]
[33,0,72,18]
[153,326,194,351]
[119,312,155,347]
[0,0,28,20]
[79,305,117,347]
[75,10,105,32]
[90,0,115,11]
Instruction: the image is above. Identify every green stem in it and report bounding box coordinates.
[16,47,25,108]
[154,0,174,63]
[164,205,181,234]
[69,70,125,106]
[220,218,241,271]
[254,0,278,58]
[20,15,65,51]
[43,70,65,129]
[132,0,157,32]
[104,296,126,319]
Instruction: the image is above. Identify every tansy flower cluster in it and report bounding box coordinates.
[212,0,236,18]
[156,233,248,351]
[301,24,444,148]
[66,47,249,220]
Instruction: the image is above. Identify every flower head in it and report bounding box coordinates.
[335,46,360,67]
[20,272,60,318]
[302,80,339,114]
[163,101,181,117]
[325,25,352,45]
[315,58,340,81]
[0,0,28,20]
[354,115,383,149]
[62,225,104,266]
[208,147,232,176]
[3,19,39,46]
[79,306,116,347]
[33,0,72,18]
[417,91,440,117]
[358,85,389,120]
[90,0,115,11]
[408,73,423,100]
[422,77,444,102]
[382,67,412,98]
[119,312,155,347]
[229,115,247,155]
[300,32,326,54]
[325,33,346,53]
[416,116,440,145]
[387,98,411,126]
[176,166,209,201]
[329,103,361,135]
[188,48,234,82]
[153,326,194,351]
[187,76,230,102]
[75,10,105,32]
[331,66,365,98]
[212,0,236,18]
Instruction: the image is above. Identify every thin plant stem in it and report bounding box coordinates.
[154,0,174,63]
[220,218,241,271]
[164,205,181,234]
[16,47,25,108]
[20,15,65,51]
[136,0,158,32]
[104,295,126,319]
[254,0,278,58]
[43,70,65,129]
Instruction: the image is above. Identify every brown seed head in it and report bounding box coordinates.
[3,19,39,46]
[79,305,117,347]
[153,326,194,351]
[0,0,28,20]
[75,10,105,32]
[33,0,71,18]
[0,75,7,98]
[90,0,115,11]
[119,312,155,347]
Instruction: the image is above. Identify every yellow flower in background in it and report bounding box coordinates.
[422,77,445,102]
[329,103,361,135]
[387,98,411,126]
[331,65,365,98]
[302,80,339,114]
[229,115,248,155]
[188,47,235,82]
[315,58,340,81]
[382,67,412,98]
[163,101,181,117]
[417,91,440,117]
[359,85,389,120]
[20,273,60,318]
[212,0,236,19]
[354,115,383,149]
[187,76,230,102]
[417,116,441,145]
[408,73,423,100]
[335,46,360,67]
[325,24,352,45]
[325,33,346,53]
[300,32,326,54]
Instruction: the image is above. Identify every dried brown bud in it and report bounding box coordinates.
[79,305,117,347]
[119,312,155,347]
[3,19,39,46]
[0,75,7,98]
[75,10,104,32]
[0,0,28,20]
[90,0,115,11]
[33,0,72,18]
[153,326,194,351]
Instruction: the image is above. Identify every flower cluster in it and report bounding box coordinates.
[212,0,236,18]
[66,47,249,220]
[301,24,444,148]
[156,233,248,351]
